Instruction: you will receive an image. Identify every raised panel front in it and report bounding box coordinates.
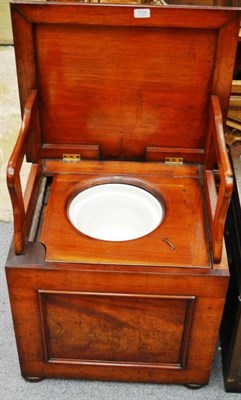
[39,290,195,369]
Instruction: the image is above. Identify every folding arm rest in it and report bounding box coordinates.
[6,90,42,254]
[204,95,233,264]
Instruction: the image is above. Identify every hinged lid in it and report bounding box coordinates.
[11,1,240,161]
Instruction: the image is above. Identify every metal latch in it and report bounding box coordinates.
[63,154,81,162]
[165,157,183,166]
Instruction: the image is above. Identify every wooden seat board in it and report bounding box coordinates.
[40,163,211,267]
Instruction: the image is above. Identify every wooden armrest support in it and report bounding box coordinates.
[205,95,233,263]
[6,90,41,254]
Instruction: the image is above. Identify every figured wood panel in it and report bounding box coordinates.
[35,24,217,160]
[39,290,195,368]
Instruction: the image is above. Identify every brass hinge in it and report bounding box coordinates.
[63,154,81,162]
[165,157,183,166]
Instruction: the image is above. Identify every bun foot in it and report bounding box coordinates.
[185,383,205,390]
[23,376,44,383]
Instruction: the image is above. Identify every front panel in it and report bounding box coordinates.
[39,290,194,368]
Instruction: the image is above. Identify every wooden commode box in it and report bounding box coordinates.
[5,0,240,387]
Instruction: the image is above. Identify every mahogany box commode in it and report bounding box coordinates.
[5,0,240,387]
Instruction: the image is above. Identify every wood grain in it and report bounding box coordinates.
[204,96,233,263]
[39,290,195,368]
[39,164,211,267]
[6,90,42,254]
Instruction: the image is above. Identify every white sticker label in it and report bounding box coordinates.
[134,9,151,19]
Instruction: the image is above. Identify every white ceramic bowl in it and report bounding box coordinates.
[68,183,164,241]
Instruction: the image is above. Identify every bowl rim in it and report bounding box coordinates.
[66,179,166,242]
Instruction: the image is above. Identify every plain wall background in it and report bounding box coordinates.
[0,1,13,44]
